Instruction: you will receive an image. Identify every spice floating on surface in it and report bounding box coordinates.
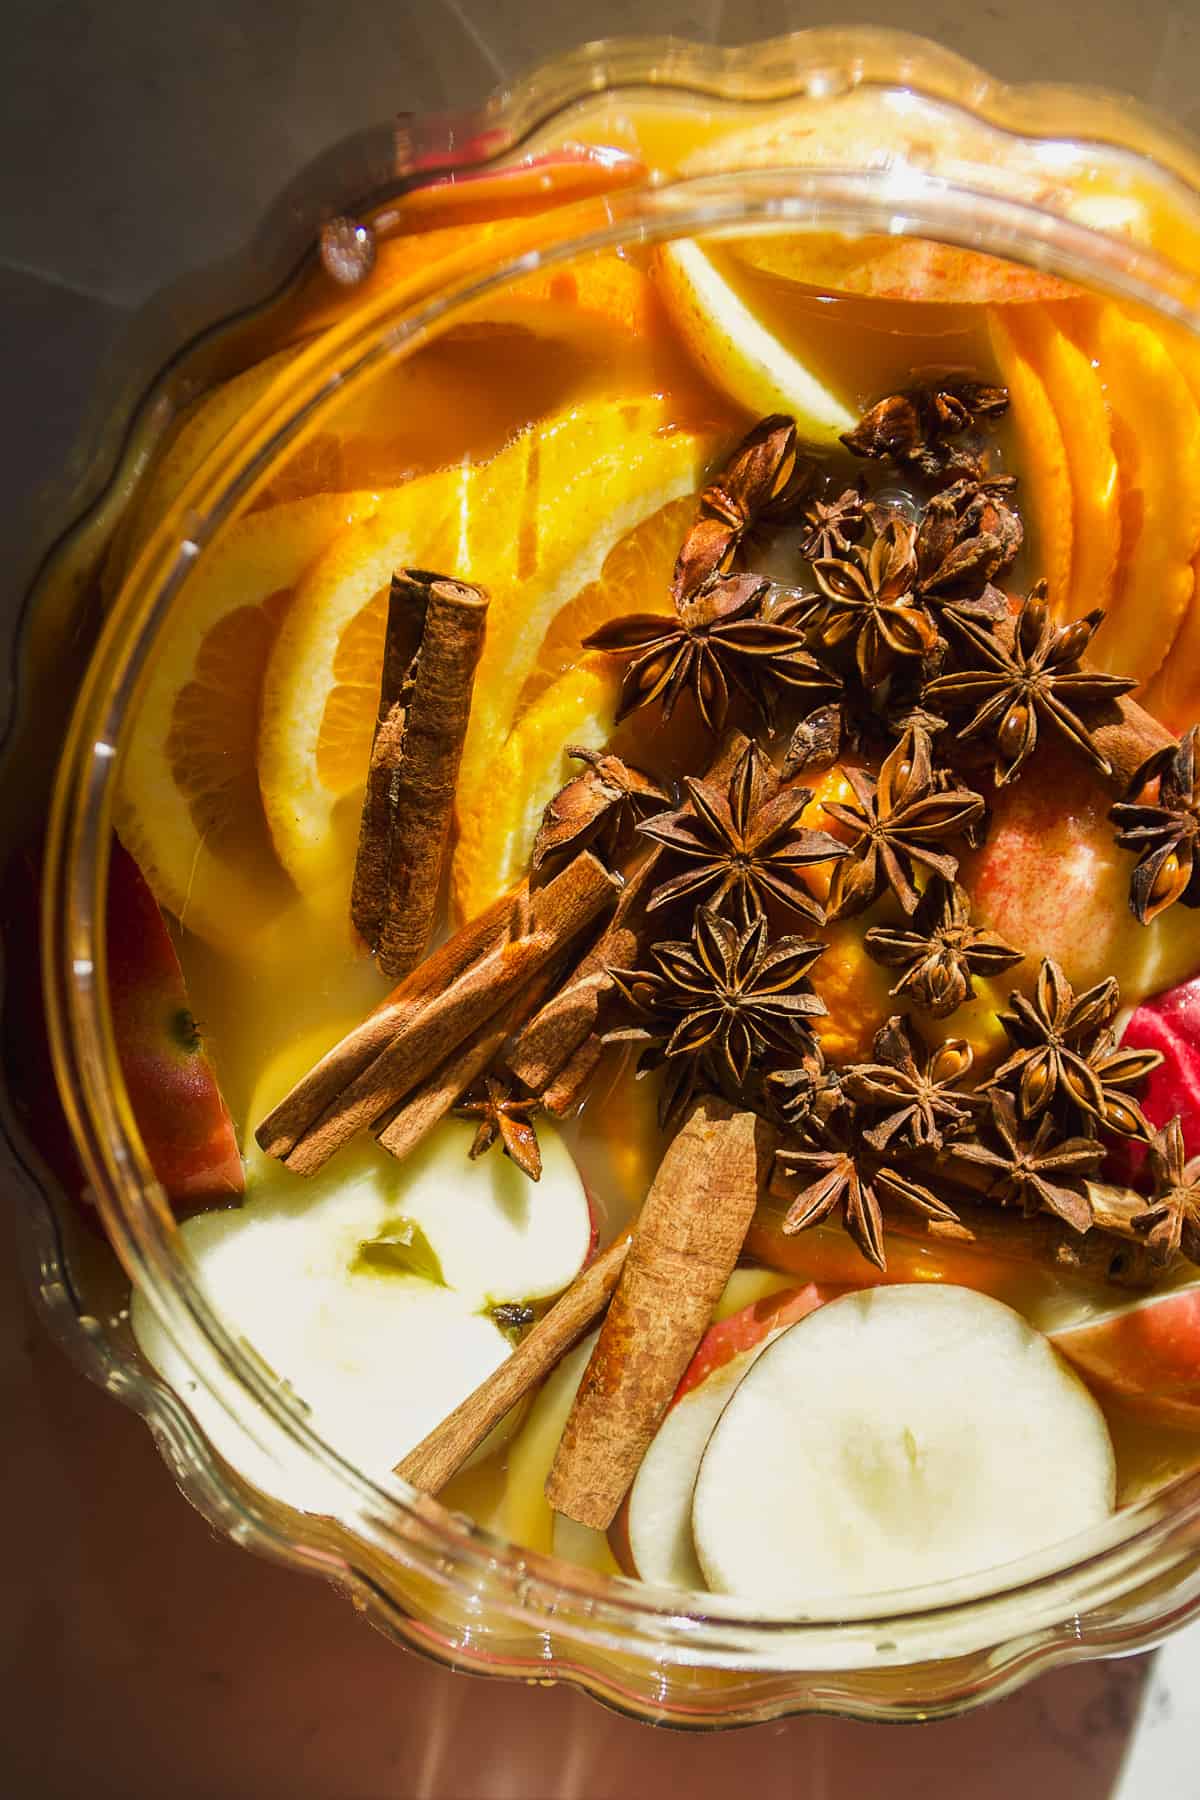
[545,1097,773,1531]
[351,571,489,976]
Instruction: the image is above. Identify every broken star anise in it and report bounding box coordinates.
[863,874,1024,1018]
[763,1042,846,1136]
[810,517,939,687]
[821,724,986,919]
[1133,1117,1200,1265]
[914,474,1023,613]
[843,1015,978,1152]
[531,747,669,875]
[1110,725,1200,924]
[924,585,1135,785]
[605,907,827,1128]
[773,1113,962,1272]
[841,379,1009,481]
[583,571,839,733]
[455,1077,542,1181]
[674,414,815,597]
[947,1091,1102,1234]
[799,485,870,562]
[982,957,1161,1139]
[638,738,848,928]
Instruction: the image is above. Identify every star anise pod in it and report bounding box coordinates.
[843,1014,978,1152]
[914,474,1023,610]
[947,1091,1102,1233]
[763,1043,846,1136]
[1070,1026,1161,1140]
[924,585,1136,785]
[810,518,939,687]
[799,485,870,562]
[982,957,1161,1138]
[638,739,847,927]
[773,1114,962,1271]
[456,1077,542,1181]
[1109,725,1200,923]
[674,415,815,598]
[821,725,986,919]
[531,747,669,875]
[841,379,1009,480]
[781,703,845,779]
[605,907,827,1127]
[1133,1117,1200,1265]
[584,572,840,733]
[863,874,1023,1017]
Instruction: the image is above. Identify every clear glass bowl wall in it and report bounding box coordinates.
[17,30,1200,1726]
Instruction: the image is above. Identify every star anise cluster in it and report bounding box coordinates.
[638,738,846,928]
[840,378,1009,481]
[605,906,828,1128]
[674,414,815,598]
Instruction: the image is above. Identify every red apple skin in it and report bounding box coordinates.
[106,841,243,1214]
[1051,1286,1200,1428]
[959,747,1200,1004]
[2,840,243,1218]
[1108,978,1200,1185]
[672,1283,830,1405]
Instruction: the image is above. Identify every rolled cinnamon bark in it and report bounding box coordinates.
[394,1235,632,1493]
[255,880,530,1162]
[373,963,557,1162]
[352,571,490,977]
[545,1096,775,1530]
[282,852,618,1176]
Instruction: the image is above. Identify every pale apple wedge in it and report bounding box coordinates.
[1050,1283,1200,1428]
[692,1286,1115,1608]
[132,1116,592,1502]
[622,1284,829,1587]
[656,239,856,440]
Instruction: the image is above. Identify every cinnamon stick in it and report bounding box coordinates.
[283,851,618,1176]
[507,853,657,1094]
[373,962,557,1162]
[545,1096,774,1530]
[394,1234,632,1493]
[352,571,489,977]
[542,1035,608,1117]
[255,880,530,1162]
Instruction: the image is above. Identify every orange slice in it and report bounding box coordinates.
[114,491,379,948]
[516,492,693,714]
[1003,306,1120,620]
[451,654,621,924]
[987,310,1073,614]
[1056,301,1200,686]
[258,396,722,913]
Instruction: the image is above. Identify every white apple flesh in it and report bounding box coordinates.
[692,1285,1116,1608]
[132,1116,592,1505]
[1050,1282,1200,1428]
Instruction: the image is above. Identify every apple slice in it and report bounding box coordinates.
[132,1116,591,1499]
[692,1285,1115,1608]
[655,239,857,441]
[619,1283,830,1588]
[1050,1283,1200,1428]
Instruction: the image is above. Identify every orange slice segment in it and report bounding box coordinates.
[987,310,1073,614]
[1002,306,1120,620]
[114,491,379,948]
[1056,301,1200,686]
[452,654,621,923]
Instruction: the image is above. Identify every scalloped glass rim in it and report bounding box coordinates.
[26,28,1200,1724]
